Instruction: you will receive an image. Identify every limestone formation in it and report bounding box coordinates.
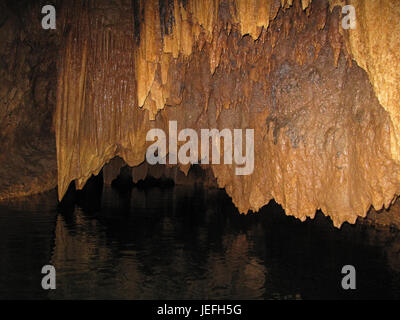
[0,1,59,201]
[1,0,400,228]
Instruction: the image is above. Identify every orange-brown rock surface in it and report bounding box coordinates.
[54,0,400,227]
[0,0,399,228]
[0,1,60,201]
[338,0,400,163]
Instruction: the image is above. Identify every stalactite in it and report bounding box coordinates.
[333,0,400,164]
[55,0,400,227]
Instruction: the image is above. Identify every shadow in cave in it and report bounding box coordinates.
[111,164,175,191]
[50,164,400,299]
[57,171,103,214]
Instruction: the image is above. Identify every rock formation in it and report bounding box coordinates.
[1,0,400,227]
[0,1,60,200]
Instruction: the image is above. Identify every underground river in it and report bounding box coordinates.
[0,181,399,300]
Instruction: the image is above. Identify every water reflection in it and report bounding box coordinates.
[0,191,58,299]
[0,185,400,299]
[51,186,269,299]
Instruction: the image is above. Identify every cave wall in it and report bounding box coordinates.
[340,0,400,163]
[0,1,60,200]
[54,0,400,227]
[0,0,399,228]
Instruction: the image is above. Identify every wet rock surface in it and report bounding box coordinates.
[1,0,400,228]
[55,0,400,226]
[0,1,60,200]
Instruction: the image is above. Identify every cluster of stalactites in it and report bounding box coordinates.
[56,0,323,199]
[134,0,316,119]
[134,0,400,167]
[55,0,400,228]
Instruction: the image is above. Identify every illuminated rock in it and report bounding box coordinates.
[2,0,400,228]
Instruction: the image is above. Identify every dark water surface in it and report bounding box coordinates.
[0,184,400,299]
